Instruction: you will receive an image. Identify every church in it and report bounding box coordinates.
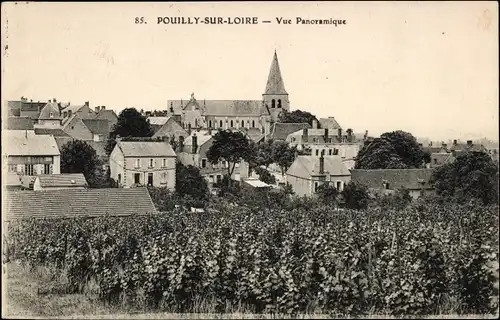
[166,51,290,137]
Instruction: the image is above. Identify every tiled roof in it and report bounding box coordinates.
[148,116,171,126]
[350,169,434,191]
[168,99,268,116]
[264,51,288,95]
[20,101,46,112]
[117,141,176,157]
[36,173,88,188]
[3,130,60,156]
[38,102,62,120]
[268,122,311,141]
[184,131,214,147]
[450,143,487,153]
[4,187,157,219]
[61,104,87,114]
[82,119,109,135]
[7,101,22,116]
[319,117,342,130]
[287,155,351,179]
[430,152,454,166]
[34,128,71,137]
[423,146,444,154]
[6,117,34,130]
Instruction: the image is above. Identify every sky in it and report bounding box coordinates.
[2,1,498,141]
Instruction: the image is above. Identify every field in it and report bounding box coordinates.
[3,200,499,318]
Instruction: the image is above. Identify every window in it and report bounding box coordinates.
[336,181,342,191]
[315,150,319,156]
[202,159,207,168]
[384,182,390,189]
[118,174,122,184]
[135,159,141,168]
[314,182,319,193]
[216,175,222,184]
[329,149,332,155]
[149,159,154,168]
[278,99,282,108]
[44,164,50,174]
[209,175,214,183]
[220,120,223,128]
[8,165,17,173]
[25,164,34,176]
[252,120,255,128]
[147,173,153,186]
[134,173,141,184]
[230,120,234,128]
[433,159,438,164]
[162,159,167,167]
[63,111,67,117]
[241,120,244,128]
[209,120,212,128]
[50,112,54,118]
[235,162,240,168]
[161,172,167,182]
[271,99,276,108]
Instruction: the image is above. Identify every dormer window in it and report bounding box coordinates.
[50,112,54,118]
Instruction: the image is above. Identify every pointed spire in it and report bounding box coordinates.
[264,50,287,95]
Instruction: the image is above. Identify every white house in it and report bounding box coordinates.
[110,140,177,189]
[286,154,351,197]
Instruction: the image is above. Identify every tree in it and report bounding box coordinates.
[278,109,321,128]
[61,140,101,188]
[355,138,407,169]
[254,167,276,185]
[430,151,498,205]
[105,108,154,155]
[316,183,339,205]
[175,162,209,202]
[271,140,298,176]
[380,131,425,168]
[355,131,426,169]
[341,182,370,210]
[254,139,275,169]
[206,130,253,187]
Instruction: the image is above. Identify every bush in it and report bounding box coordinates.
[5,202,499,316]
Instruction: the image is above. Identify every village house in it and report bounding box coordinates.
[6,98,46,119]
[176,130,250,187]
[109,140,177,189]
[266,122,311,141]
[350,168,434,199]
[428,140,490,168]
[149,116,189,141]
[286,153,351,197]
[4,187,157,220]
[286,121,367,170]
[33,173,88,191]
[3,130,61,189]
[92,106,118,131]
[35,101,63,128]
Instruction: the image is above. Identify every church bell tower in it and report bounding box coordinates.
[262,50,289,122]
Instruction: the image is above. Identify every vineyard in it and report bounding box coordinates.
[4,200,499,316]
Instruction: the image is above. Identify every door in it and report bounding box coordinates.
[147,173,153,186]
[134,173,140,184]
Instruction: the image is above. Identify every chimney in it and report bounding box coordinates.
[85,101,89,107]
[453,139,458,145]
[467,140,473,146]
[48,99,52,103]
[53,98,57,102]
[364,130,368,138]
[170,102,174,113]
[192,134,198,154]
[95,106,100,113]
[302,128,308,143]
[429,141,433,146]
[312,119,318,129]
[319,151,325,174]
[101,106,105,111]
[442,143,447,149]
[68,110,72,117]
[418,143,423,147]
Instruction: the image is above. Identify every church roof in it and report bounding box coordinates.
[168,98,269,117]
[264,51,287,95]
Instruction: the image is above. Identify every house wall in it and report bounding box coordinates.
[63,116,92,140]
[37,119,61,127]
[109,146,124,183]
[285,174,312,197]
[120,156,176,190]
[7,155,60,175]
[286,174,351,197]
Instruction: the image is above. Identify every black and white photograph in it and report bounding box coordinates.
[1,1,499,319]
